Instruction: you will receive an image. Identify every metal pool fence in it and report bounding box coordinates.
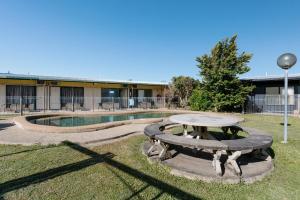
[245,94,300,114]
[2,94,298,115]
[0,96,181,113]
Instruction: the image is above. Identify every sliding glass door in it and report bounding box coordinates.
[6,85,36,109]
[101,88,120,102]
[60,87,84,107]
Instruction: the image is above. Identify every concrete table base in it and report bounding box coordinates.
[142,141,273,184]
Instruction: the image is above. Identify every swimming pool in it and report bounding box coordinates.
[30,112,175,127]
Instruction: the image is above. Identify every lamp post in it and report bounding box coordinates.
[277,53,297,143]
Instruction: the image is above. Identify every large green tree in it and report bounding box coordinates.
[170,76,199,107]
[195,35,254,111]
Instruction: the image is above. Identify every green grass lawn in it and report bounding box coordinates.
[0,114,299,200]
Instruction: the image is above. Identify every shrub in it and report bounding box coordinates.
[189,88,212,111]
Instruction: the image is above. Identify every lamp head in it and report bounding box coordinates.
[277,53,297,70]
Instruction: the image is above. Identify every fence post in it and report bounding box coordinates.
[72,95,74,112]
[20,95,23,116]
[92,91,95,112]
[43,86,46,113]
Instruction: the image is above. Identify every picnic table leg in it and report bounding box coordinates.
[183,124,188,136]
[194,126,208,139]
[229,127,241,139]
[147,139,157,156]
[212,150,222,176]
[221,127,229,134]
[226,151,242,175]
[158,142,171,161]
[201,126,208,139]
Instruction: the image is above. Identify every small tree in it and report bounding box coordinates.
[169,76,199,107]
[196,35,254,111]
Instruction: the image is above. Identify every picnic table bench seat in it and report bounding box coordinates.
[144,121,178,138]
[155,134,228,150]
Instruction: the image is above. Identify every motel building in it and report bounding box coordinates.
[0,73,168,112]
[242,74,300,114]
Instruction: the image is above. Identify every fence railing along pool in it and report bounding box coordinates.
[1,94,300,115]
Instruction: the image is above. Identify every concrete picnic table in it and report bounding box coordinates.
[169,113,243,139]
[145,114,272,177]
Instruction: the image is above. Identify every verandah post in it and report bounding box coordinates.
[72,87,74,112]
[19,85,23,116]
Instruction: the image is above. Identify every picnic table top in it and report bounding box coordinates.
[169,113,243,127]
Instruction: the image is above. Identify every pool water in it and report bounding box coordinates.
[30,112,175,127]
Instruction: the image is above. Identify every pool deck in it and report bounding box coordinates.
[0,118,147,146]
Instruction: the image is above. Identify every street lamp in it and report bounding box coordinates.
[277,53,297,143]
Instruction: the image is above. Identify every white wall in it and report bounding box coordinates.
[36,86,45,110]
[84,87,93,110]
[0,85,6,111]
[120,88,128,98]
[93,88,101,109]
[84,87,102,110]
[153,89,162,97]
[50,87,60,109]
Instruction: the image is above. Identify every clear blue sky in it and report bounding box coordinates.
[0,0,299,82]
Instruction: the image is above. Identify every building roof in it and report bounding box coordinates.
[241,73,300,82]
[0,73,168,86]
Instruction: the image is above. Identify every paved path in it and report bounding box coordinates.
[0,119,146,146]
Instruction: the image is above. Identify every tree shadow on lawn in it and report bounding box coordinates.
[0,141,201,200]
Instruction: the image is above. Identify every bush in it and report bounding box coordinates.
[189,89,212,111]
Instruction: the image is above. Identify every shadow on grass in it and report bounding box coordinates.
[280,122,291,126]
[83,131,139,145]
[0,148,114,197]
[0,141,201,200]
[0,145,60,158]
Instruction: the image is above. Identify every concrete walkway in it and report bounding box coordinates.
[0,119,146,146]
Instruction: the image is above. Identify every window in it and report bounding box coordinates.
[280,87,294,96]
[144,89,152,97]
[129,89,152,98]
[264,86,295,105]
[60,87,84,106]
[6,85,36,107]
[265,87,279,95]
[101,89,120,102]
[296,86,300,94]
[280,86,295,105]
